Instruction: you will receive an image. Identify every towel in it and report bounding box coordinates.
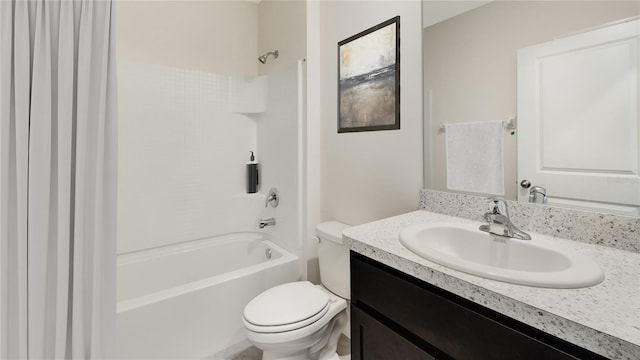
[445,121,504,195]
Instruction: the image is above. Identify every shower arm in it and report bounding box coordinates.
[258,50,279,64]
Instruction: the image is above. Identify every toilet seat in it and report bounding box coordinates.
[243,281,331,333]
[245,304,329,333]
[244,284,347,347]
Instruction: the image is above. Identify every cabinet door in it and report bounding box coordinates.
[351,305,435,360]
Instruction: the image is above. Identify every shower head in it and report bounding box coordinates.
[258,50,279,64]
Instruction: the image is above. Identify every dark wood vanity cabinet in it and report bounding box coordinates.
[351,305,436,360]
[350,252,608,360]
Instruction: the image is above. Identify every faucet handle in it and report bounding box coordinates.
[265,187,279,208]
[481,197,531,240]
[486,196,509,217]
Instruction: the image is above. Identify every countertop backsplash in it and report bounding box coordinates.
[419,189,639,253]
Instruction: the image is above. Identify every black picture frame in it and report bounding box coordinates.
[338,16,400,133]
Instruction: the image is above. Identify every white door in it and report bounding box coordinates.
[517,18,640,215]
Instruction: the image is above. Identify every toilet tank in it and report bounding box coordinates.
[316,221,351,299]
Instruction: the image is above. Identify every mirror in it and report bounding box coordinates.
[422,0,640,216]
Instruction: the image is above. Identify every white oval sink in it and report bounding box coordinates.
[399,222,604,288]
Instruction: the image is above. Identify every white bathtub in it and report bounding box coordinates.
[115,232,299,359]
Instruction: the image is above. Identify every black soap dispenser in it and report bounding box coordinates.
[246,151,259,193]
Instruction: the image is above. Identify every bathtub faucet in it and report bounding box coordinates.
[259,218,276,229]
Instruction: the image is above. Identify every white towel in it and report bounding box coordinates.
[445,121,504,195]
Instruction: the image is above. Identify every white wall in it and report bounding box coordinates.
[256,1,308,272]
[116,1,263,253]
[424,0,640,200]
[117,62,265,254]
[116,0,424,275]
[116,1,258,75]
[305,1,322,283]
[318,1,424,226]
[256,63,305,256]
[258,0,307,76]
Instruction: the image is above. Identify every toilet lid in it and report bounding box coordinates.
[243,281,329,327]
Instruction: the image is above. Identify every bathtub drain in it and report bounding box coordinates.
[265,248,272,259]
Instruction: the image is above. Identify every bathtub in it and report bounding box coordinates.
[115,232,299,359]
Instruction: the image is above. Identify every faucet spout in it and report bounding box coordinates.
[258,218,276,229]
[529,185,547,204]
[479,197,531,240]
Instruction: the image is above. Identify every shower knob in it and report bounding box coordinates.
[520,180,531,189]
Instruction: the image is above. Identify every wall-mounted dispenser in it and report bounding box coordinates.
[247,151,259,193]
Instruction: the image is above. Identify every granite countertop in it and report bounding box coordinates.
[343,210,640,360]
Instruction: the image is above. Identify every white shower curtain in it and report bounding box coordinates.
[0,0,117,358]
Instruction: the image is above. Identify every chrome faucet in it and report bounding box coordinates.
[265,187,279,208]
[479,197,531,240]
[529,185,547,204]
[258,218,276,229]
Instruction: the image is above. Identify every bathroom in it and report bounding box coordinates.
[0,0,638,359]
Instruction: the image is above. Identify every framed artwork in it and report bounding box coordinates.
[338,16,400,133]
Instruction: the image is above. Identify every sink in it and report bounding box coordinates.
[399,222,605,288]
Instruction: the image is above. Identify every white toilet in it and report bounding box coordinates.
[243,221,351,360]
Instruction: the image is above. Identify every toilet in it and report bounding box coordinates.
[243,221,351,360]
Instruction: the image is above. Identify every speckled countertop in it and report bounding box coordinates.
[343,210,640,360]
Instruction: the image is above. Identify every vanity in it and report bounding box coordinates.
[344,201,640,360]
[350,253,605,360]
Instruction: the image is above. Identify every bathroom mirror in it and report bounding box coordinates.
[422,0,640,216]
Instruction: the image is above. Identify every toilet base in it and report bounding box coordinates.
[256,311,347,360]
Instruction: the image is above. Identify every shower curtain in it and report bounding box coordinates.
[0,0,117,358]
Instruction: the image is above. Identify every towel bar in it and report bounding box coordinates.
[440,116,517,132]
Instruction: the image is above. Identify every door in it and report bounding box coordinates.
[517,19,640,215]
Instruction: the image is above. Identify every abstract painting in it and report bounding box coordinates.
[338,16,400,133]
